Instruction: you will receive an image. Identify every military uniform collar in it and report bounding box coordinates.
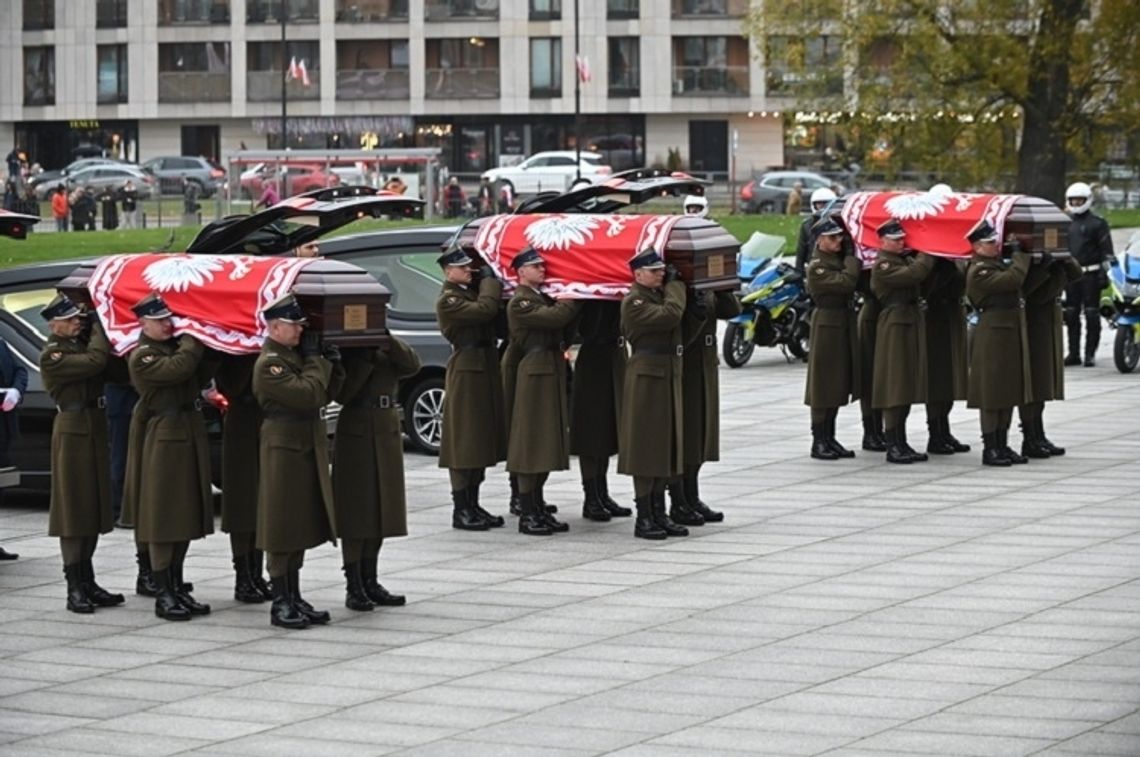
[631,282,663,299]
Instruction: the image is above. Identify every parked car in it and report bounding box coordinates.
[481,151,612,195]
[740,170,839,214]
[141,155,226,197]
[240,163,342,201]
[41,164,158,201]
[28,158,130,197]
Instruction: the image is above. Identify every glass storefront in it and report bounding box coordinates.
[14,120,139,171]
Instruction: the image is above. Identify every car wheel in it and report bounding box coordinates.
[405,377,444,455]
[758,200,777,214]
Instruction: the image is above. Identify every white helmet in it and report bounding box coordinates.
[809,187,837,211]
[683,194,708,218]
[929,183,953,196]
[1065,181,1092,214]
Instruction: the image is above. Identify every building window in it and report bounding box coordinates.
[530,0,561,21]
[337,40,411,100]
[159,43,232,102]
[97,45,129,104]
[426,0,498,21]
[23,0,54,30]
[23,46,55,106]
[767,35,842,95]
[335,0,409,21]
[607,0,638,19]
[673,36,749,96]
[530,38,562,98]
[672,0,748,17]
[608,37,638,97]
[425,38,500,98]
[158,0,231,24]
[247,0,317,23]
[248,41,321,101]
[96,0,128,28]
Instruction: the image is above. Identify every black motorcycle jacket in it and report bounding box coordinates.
[1069,211,1113,267]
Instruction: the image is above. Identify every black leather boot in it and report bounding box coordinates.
[468,483,505,528]
[862,413,887,451]
[633,496,666,540]
[1039,420,1066,456]
[517,492,553,536]
[652,491,688,537]
[154,567,191,621]
[452,489,489,531]
[825,416,855,458]
[982,431,1012,466]
[173,555,210,615]
[1000,429,1027,464]
[1063,353,1081,366]
[667,479,705,526]
[270,574,309,630]
[64,563,95,614]
[343,563,375,612]
[82,559,124,607]
[539,508,570,533]
[926,417,957,455]
[536,480,558,514]
[811,423,840,460]
[685,473,723,523]
[1021,419,1052,459]
[943,418,971,453]
[581,478,612,522]
[899,424,928,462]
[508,474,522,516]
[362,554,405,606]
[135,550,158,597]
[885,428,912,464]
[250,550,273,601]
[597,475,632,517]
[233,555,265,604]
[291,568,330,624]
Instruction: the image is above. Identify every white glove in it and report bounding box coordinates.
[1,389,17,413]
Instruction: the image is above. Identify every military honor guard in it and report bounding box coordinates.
[124,293,214,620]
[333,336,421,610]
[435,247,509,531]
[922,256,971,454]
[870,218,936,463]
[964,221,1032,466]
[40,294,122,613]
[803,218,862,459]
[618,249,689,540]
[253,294,344,629]
[857,246,886,452]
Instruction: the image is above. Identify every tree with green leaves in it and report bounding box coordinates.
[750,0,1140,201]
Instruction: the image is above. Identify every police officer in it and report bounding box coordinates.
[1019,249,1083,458]
[1062,182,1114,367]
[965,221,1032,466]
[570,300,632,521]
[619,249,688,540]
[124,293,214,621]
[871,219,936,463]
[922,255,971,455]
[333,336,421,610]
[667,277,741,525]
[504,248,583,534]
[253,294,344,629]
[803,218,861,459]
[214,354,272,604]
[40,294,121,613]
[794,187,839,274]
[436,247,508,531]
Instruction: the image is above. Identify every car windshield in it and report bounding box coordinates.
[0,287,56,340]
[338,250,444,318]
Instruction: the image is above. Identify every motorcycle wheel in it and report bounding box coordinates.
[1114,325,1140,373]
[786,322,810,361]
[723,322,755,368]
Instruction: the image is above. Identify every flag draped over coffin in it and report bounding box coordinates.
[88,253,312,356]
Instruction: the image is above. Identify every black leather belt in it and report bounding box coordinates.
[347,395,396,409]
[453,339,492,350]
[151,399,203,417]
[633,345,684,357]
[978,297,1025,313]
[57,397,105,412]
[584,336,624,348]
[1081,263,1101,273]
[264,409,319,422]
[815,300,854,310]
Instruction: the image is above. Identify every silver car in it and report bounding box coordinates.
[61,165,157,199]
[742,170,838,214]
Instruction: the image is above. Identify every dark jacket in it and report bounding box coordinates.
[215,355,261,534]
[569,301,625,458]
[966,252,1032,410]
[871,251,935,408]
[1023,256,1083,403]
[922,257,969,404]
[1069,212,1113,267]
[680,289,741,464]
[0,339,29,454]
[805,252,861,408]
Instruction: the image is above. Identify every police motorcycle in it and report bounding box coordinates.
[1102,231,1140,373]
[722,231,812,368]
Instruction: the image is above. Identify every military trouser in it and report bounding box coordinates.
[578,455,610,481]
[516,472,549,495]
[1018,401,1044,426]
[448,468,485,490]
[59,536,97,566]
[1064,274,1103,358]
[633,476,667,498]
[882,405,910,431]
[230,532,255,559]
[267,550,305,579]
[980,408,1014,434]
[148,541,187,572]
[341,538,382,565]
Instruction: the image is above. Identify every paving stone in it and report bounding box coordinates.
[11,729,210,757]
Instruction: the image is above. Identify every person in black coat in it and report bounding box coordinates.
[1062,182,1114,367]
[0,338,29,560]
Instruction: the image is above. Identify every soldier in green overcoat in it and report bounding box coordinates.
[803,218,862,461]
[1018,253,1083,458]
[253,293,344,629]
[435,248,507,531]
[125,293,214,621]
[870,219,936,463]
[503,249,582,535]
[964,221,1032,466]
[40,294,121,614]
[215,354,272,604]
[568,300,631,521]
[856,265,885,451]
[922,257,971,455]
[333,336,421,610]
[618,249,689,541]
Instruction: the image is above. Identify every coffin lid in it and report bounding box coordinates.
[0,209,40,240]
[517,171,712,214]
[186,186,423,255]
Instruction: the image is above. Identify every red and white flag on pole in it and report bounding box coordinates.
[298,58,311,87]
[286,56,300,82]
[575,54,591,84]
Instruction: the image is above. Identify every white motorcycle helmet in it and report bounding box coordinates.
[1065,181,1092,214]
[809,187,837,213]
[683,194,709,218]
[929,183,953,196]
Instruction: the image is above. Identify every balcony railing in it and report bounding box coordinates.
[159,72,232,102]
[673,66,748,96]
[97,0,128,28]
[158,0,231,24]
[424,68,499,98]
[247,0,319,23]
[247,70,321,100]
[335,0,409,22]
[671,0,749,18]
[336,69,410,99]
[425,0,498,21]
[608,68,640,97]
[607,0,638,19]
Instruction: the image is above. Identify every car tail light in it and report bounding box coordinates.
[210,168,225,179]
[740,181,754,201]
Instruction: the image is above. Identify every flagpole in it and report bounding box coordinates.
[573,0,581,182]
[280,6,287,151]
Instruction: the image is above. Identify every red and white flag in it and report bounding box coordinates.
[298,58,311,87]
[575,54,591,84]
[286,56,300,82]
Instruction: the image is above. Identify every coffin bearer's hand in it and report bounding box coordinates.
[321,342,342,364]
[664,264,680,283]
[299,330,321,358]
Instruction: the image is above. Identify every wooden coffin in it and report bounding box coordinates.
[1002,196,1071,256]
[662,216,740,291]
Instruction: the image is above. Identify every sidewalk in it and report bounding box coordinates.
[2,323,1138,756]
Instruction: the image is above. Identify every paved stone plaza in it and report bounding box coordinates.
[2,321,1139,756]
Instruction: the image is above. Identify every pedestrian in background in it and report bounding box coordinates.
[785,181,804,215]
[51,185,69,232]
[120,180,139,229]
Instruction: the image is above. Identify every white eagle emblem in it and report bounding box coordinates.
[143,255,227,292]
[524,215,600,251]
[883,193,950,220]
